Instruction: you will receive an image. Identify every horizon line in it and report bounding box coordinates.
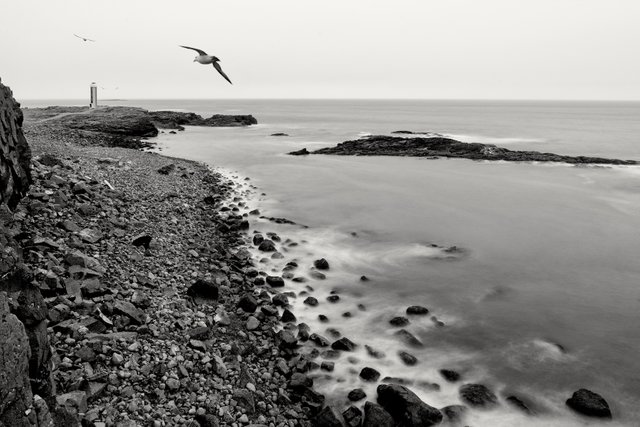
[17,97,640,103]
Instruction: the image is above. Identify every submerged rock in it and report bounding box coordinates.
[288,148,310,156]
[566,388,612,419]
[459,383,499,408]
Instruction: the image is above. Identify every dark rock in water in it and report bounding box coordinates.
[157,163,175,175]
[389,316,409,327]
[377,383,443,426]
[506,395,533,415]
[238,295,258,313]
[312,134,639,165]
[131,234,152,249]
[566,388,612,419]
[271,132,289,136]
[326,295,340,303]
[309,333,330,347]
[314,258,330,270]
[359,367,381,382]
[148,110,257,128]
[459,383,499,408]
[266,275,285,287]
[360,275,370,282]
[314,406,342,427]
[258,239,277,252]
[281,309,297,323]
[304,296,319,306]
[288,148,310,156]
[321,361,335,372]
[348,388,367,402]
[398,351,418,366]
[342,406,363,427]
[439,369,461,382]
[252,234,264,246]
[363,401,395,427]
[365,345,386,359]
[394,329,424,348]
[187,279,219,300]
[406,305,429,315]
[309,271,326,280]
[441,405,468,423]
[332,337,357,351]
[318,314,329,323]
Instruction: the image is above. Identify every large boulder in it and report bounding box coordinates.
[0,79,31,209]
[0,292,34,426]
[362,401,395,427]
[377,384,443,426]
[566,388,612,419]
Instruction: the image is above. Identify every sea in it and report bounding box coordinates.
[22,99,640,426]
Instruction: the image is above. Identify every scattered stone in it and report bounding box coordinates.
[257,240,276,252]
[506,395,533,415]
[566,388,612,419]
[394,329,424,348]
[303,296,318,306]
[187,279,219,300]
[459,383,499,408]
[342,406,363,427]
[406,305,429,315]
[314,258,330,270]
[439,369,461,382]
[238,295,258,312]
[389,316,409,327]
[331,337,357,351]
[359,367,381,382]
[265,275,285,287]
[398,351,418,366]
[348,388,367,402]
[246,316,260,330]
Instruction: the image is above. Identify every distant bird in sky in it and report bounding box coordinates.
[74,34,95,42]
[179,45,233,85]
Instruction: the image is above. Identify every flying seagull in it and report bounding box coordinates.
[74,34,95,42]
[179,45,233,84]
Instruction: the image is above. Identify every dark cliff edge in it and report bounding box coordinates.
[1,79,54,426]
[292,134,638,165]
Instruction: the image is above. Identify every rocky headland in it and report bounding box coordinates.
[291,134,638,165]
[1,79,617,427]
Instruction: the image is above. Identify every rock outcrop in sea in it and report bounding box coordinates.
[292,134,638,165]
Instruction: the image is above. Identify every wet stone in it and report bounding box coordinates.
[348,388,366,402]
[359,367,381,382]
[406,305,429,315]
[389,316,409,327]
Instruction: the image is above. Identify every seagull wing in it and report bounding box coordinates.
[180,45,208,56]
[213,62,233,85]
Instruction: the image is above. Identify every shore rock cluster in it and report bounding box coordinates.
[291,134,638,165]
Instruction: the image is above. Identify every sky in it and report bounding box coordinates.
[1,0,639,100]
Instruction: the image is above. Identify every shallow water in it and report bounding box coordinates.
[25,99,640,425]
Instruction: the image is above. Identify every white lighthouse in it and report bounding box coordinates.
[90,82,98,108]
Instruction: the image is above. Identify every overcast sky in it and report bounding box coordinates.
[2,0,639,100]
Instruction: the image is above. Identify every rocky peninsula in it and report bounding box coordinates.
[291,134,638,165]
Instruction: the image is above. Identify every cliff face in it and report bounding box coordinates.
[0,79,31,210]
[0,80,53,426]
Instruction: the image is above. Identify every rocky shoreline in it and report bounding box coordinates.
[1,91,618,426]
[289,134,639,165]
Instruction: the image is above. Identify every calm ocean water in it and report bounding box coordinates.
[23,99,640,425]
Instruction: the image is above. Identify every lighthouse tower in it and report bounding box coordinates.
[90,82,98,108]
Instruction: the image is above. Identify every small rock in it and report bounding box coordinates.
[406,305,429,315]
[389,316,409,327]
[566,388,612,419]
[459,383,499,408]
[314,258,330,270]
[348,388,366,402]
[359,367,381,382]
